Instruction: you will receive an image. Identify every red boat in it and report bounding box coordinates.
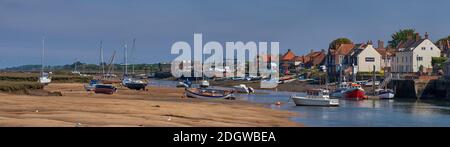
[343,83,366,100]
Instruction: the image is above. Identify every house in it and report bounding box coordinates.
[293,49,326,67]
[326,43,355,77]
[438,39,450,57]
[374,40,395,72]
[281,49,296,74]
[391,32,441,73]
[349,41,382,73]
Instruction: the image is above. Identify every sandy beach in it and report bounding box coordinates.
[0,83,301,127]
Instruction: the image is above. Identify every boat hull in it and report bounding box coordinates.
[379,93,394,99]
[344,89,366,100]
[185,88,233,99]
[291,96,339,106]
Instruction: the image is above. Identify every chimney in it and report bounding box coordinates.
[377,40,384,49]
[425,32,429,39]
[407,33,413,41]
[415,33,420,41]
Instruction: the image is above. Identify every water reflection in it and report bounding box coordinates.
[149,79,450,127]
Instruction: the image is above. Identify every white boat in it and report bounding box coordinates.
[200,80,210,88]
[185,88,234,99]
[233,84,255,93]
[84,79,100,91]
[376,89,395,99]
[291,89,339,106]
[38,36,52,85]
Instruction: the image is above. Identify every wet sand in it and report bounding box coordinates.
[0,83,301,127]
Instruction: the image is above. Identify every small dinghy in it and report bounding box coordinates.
[185,88,234,99]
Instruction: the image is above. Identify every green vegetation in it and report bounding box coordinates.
[432,57,447,69]
[0,81,43,92]
[388,29,417,48]
[329,38,353,49]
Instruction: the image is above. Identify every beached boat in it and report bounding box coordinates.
[94,84,117,94]
[122,77,147,90]
[84,79,99,91]
[233,84,255,93]
[185,88,234,99]
[376,89,395,99]
[291,89,339,106]
[344,83,366,100]
[200,80,210,88]
[38,36,52,85]
[177,79,192,88]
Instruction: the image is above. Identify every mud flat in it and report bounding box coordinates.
[0,83,300,127]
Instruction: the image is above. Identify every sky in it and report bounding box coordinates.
[1,0,450,68]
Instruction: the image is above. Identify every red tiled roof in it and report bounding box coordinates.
[282,49,296,61]
[336,44,355,55]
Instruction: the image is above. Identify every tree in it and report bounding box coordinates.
[329,38,352,49]
[388,29,417,48]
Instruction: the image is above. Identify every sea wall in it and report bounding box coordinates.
[390,79,450,100]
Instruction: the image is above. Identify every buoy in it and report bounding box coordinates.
[275,101,281,105]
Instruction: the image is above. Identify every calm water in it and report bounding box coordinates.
[149,79,450,127]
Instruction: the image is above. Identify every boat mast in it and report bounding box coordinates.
[131,38,136,75]
[124,43,128,76]
[100,40,105,75]
[41,35,45,77]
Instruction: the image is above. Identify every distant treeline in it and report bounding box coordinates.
[2,62,172,73]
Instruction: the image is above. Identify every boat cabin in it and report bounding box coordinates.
[306,89,330,98]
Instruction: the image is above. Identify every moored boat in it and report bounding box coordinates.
[344,83,366,100]
[185,88,234,99]
[376,89,395,99]
[291,89,339,106]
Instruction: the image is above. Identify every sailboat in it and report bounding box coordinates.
[121,39,147,90]
[38,36,52,85]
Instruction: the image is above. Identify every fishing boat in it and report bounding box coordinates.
[291,89,339,106]
[343,83,366,100]
[38,36,52,85]
[185,88,234,99]
[233,84,255,93]
[376,89,395,99]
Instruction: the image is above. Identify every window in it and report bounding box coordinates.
[417,56,423,61]
[422,47,426,50]
[431,47,433,50]
[365,57,375,62]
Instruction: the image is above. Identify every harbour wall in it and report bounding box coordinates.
[390,79,450,100]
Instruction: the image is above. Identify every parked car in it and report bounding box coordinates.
[94,84,117,94]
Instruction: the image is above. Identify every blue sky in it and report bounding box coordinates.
[1,0,450,68]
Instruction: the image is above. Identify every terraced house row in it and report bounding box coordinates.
[281,32,449,79]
